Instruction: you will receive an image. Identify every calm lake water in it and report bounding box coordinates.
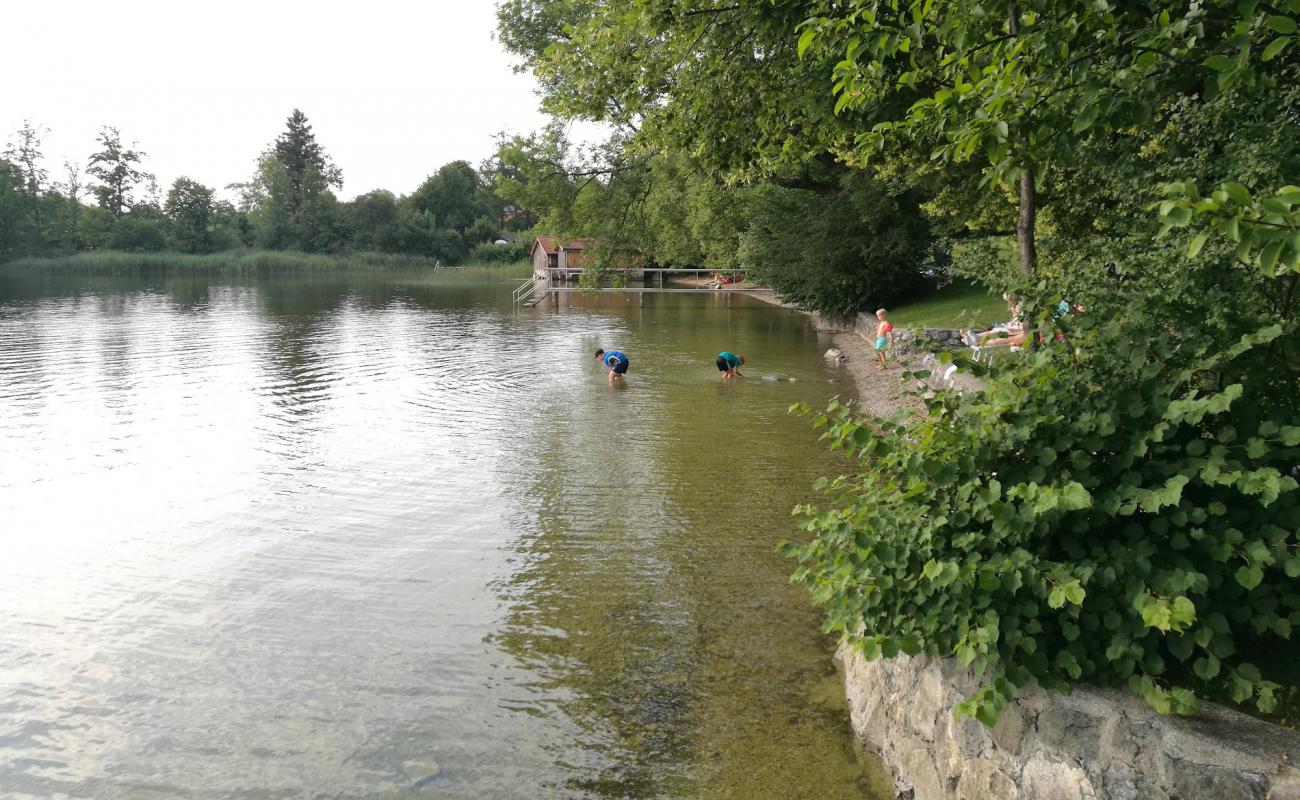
[0,271,889,799]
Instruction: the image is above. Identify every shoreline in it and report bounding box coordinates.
[722,278,1300,800]
[672,275,916,416]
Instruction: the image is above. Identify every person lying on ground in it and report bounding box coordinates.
[980,329,1028,349]
[594,348,629,383]
[964,293,1024,346]
[716,351,745,380]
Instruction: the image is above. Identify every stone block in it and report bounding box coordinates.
[956,758,1018,800]
[1035,705,1101,764]
[1271,768,1300,800]
[913,665,947,741]
[991,702,1031,756]
[1019,753,1096,800]
[1096,715,1143,766]
[1165,755,1268,800]
[838,651,1300,800]
[1099,765,1137,800]
[902,744,948,800]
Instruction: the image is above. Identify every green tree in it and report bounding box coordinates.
[3,121,50,247]
[740,170,931,315]
[0,159,28,259]
[108,206,168,252]
[50,160,87,251]
[260,109,343,251]
[86,126,152,219]
[402,160,506,261]
[345,189,401,252]
[492,126,585,235]
[274,109,342,195]
[496,1,941,310]
[164,177,217,254]
[796,0,1300,276]
[498,0,852,178]
[4,121,49,199]
[409,161,494,235]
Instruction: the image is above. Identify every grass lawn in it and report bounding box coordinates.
[888,281,1008,329]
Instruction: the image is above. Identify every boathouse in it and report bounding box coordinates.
[530,236,593,278]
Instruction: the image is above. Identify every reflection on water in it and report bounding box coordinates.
[0,273,888,799]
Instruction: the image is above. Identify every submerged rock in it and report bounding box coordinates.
[824,347,847,364]
[403,757,442,788]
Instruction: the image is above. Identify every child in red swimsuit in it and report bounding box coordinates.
[875,309,894,370]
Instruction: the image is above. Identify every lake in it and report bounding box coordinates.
[0,272,889,799]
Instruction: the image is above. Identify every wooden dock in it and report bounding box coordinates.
[515,268,769,306]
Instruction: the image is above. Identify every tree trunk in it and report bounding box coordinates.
[1008,3,1036,277]
[1017,166,1037,276]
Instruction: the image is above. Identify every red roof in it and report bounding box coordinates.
[531,236,591,255]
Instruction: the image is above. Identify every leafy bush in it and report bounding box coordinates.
[468,240,528,264]
[738,170,932,316]
[786,312,1300,724]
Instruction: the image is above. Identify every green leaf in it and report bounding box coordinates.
[1235,564,1264,590]
[1262,36,1291,61]
[1073,105,1100,134]
[797,28,816,58]
[1285,555,1300,578]
[1170,596,1197,629]
[956,643,976,666]
[974,701,1000,727]
[1048,586,1067,609]
[1202,54,1235,71]
[1142,600,1173,631]
[1170,687,1199,715]
[1267,14,1298,34]
[1055,650,1082,679]
[1260,240,1284,275]
[1222,182,1252,204]
[1164,206,1193,226]
[1187,231,1210,258]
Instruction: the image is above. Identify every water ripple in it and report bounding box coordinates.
[0,275,887,800]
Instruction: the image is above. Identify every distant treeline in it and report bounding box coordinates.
[0,110,533,267]
[0,250,507,276]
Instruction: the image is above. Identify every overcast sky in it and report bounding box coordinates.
[1,0,566,202]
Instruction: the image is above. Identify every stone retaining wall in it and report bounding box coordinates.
[839,647,1300,800]
[823,308,1300,800]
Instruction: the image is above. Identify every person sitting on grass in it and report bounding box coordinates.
[716,351,745,380]
[594,348,629,383]
[875,309,894,370]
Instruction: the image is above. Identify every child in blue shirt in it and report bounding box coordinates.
[594,349,629,383]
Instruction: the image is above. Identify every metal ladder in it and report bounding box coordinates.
[513,276,553,306]
[513,277,538,306]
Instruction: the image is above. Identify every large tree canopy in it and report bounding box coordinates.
[86,126,152,220]
[496,0,939,311]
